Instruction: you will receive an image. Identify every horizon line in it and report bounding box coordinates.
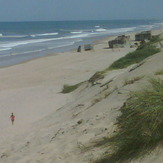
[0,18,162,23]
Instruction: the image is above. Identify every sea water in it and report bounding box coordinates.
[0,19,163,66]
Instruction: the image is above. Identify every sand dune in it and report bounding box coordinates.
[0,30,162,163]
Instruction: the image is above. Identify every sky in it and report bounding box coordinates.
[0,0,163,21]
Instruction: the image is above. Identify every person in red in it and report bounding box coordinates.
[10,113,15,125]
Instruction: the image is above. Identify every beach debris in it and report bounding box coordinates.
[25,141,30,147]
[84,44,93,51]
[100,79,113,87]
[77,119,84,125]
[76,104,84,107]
[89,72,104,85]
[77,45,81,52]
[1,153,8,159]
[129,61,145,72]
[50,128,62,142]
[77,44,93,52]
[135,31,152,41]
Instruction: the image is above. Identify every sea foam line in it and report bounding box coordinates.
[95,28,107,32]
[31,33,58,37]
[0,35,28,38]
[0,33,87,49]
[70,31,83,34]
[0,48,12,51]
[0,26,142,51]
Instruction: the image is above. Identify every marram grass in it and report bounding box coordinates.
[94,78,163,163]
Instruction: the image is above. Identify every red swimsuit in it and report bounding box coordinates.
[11,115,15,121]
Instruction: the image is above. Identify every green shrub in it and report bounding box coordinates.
[89,71,104,85]
[61,82,83,93]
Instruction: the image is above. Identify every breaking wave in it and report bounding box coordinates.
[31,33,58,37]
[95,28,107,32]
[70,31,83,34]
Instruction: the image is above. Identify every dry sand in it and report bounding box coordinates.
[0,30,162,163]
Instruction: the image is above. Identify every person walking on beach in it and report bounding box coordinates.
[10,113,15,125]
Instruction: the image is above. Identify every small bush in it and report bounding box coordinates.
[89,71,104,85]
[94,78,163,163]
[61,82,83,93]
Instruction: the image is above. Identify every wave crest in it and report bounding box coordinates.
[31,33,58,37]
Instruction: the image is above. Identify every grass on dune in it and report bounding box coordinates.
[93,78,163,163]
[61,82,83,93]
[108,35,161,70]
[109,45,160,70]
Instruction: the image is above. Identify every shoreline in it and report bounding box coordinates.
[0,30,138,129]
[0,27,162,68]
[0,35,118,68]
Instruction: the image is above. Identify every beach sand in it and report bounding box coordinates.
[0,30,162,163]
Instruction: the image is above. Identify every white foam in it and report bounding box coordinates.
[93,27,137,35]
[0,34,83,50]
[1,35,27,38]
[0,37,64,49]
[0,41,75,56]
[0,48,12,51]
[0,34,3,37]
[71,31,83,34]
[64,33,90,39]
[95,26,100,28]
[31,33,58,37]
[0,26,136,51]
[0,26,138,51]
[95,28,107,32]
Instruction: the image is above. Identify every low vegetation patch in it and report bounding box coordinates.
[109,45,160,70]
[149,34,163,44]
[93,78,163,163]
[89,71,105,85]
[61,82,83,93]
[155,69,163,75]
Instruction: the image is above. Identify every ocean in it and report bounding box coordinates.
[0,19,163,66]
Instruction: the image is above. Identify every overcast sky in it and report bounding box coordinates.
[0,0,163,21]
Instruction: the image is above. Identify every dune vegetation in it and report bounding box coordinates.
[109,45,160,70]
[62,36,161,93]
[108,36,161,70]
[61,82,84,93]
[94,78,163,163]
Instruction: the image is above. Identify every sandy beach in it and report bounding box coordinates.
[0,29,163,163]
